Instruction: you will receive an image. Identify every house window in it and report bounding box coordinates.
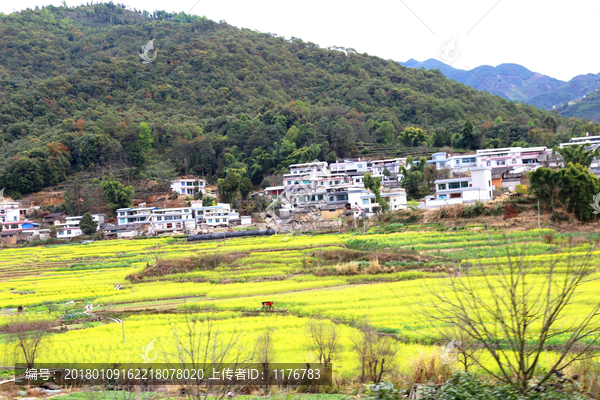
[187,182,193,186]
[455,159,460,164]
[449,182,461,189]
[336,194,348,201]
[497,161,506,166]
[287,181,292,185]
[438,183,447,190]
[486,161,491,166]
[181,189,185,194]
[461,182,469,188]
[67,230,71,235]
[215,219,220,223]
[318,195,324,201]
[512,159,517,164]
[439,195,447,200]
[489,181,491,187]
[181,182,185,186]
[156,217,162,221]
[329,196,334,202]
[450,193,461,199]
[363,199,369,205]
[208,219,213,223]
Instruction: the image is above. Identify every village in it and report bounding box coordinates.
[0,135,595,245]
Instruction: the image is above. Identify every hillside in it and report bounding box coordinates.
[401,59,600,114]
[558,89,600,122]
[0,4,578,198]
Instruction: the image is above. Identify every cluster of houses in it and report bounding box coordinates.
[262,135,600,210]
[261,159,408,220]
[0,196,248,243]
[1,135,598,243]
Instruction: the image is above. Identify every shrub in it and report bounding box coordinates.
[364,381,406,400]
[419,372,588,400]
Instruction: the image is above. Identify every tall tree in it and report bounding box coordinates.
[376,121,395,144]
[529,163,600,222]
[556,144,600,168]
[93,174,135,215]
[459,120,478,150]
[363,173,388,212]
[79,212,98,236]
[239,177,253,200]
[217,171,241,203]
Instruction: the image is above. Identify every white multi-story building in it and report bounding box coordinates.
[426,166,493,207]
[190,201,239,227]
[358,189,408,214]
[283,162,330,187]
[368,158,408,176]
[117,206,156,227]
[170,178,207,196]
[329,160,368,174]
[429,152,478,175]
[150,207,195,233]
[558,135,600,148]
[55,214,105,239]
[476,147,546,169]
[0,201,23,223]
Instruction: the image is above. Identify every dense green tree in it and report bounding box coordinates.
[93,174,135,215]
[79,212,98,236]
[376,121,395,144]
[558,162,600,222]
[529,163,600,222]
[399,157,428,199]
[239,177,253,200]
[217,171,241,203]
[458,120,478,150]
[398,127,429,147]
[556,144,600,168]
[6,157,45,195]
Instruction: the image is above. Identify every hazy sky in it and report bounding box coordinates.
[2,0,598,81]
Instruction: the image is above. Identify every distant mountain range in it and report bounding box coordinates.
[400,59,600,120]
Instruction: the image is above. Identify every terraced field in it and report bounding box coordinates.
[1,227,599,380]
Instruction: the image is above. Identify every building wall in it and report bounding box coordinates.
[321,209,344,220]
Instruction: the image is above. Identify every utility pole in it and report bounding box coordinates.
[362,212,366,234]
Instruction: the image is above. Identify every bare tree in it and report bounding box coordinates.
[254,327,274,365]
[254,327,275,394]
[2,318,52,369]
[305,319,340,369]
[162,312,255,400]
[352,322,397,383]
[426,246,600,395]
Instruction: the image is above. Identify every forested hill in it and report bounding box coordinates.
[0,3,588,196]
